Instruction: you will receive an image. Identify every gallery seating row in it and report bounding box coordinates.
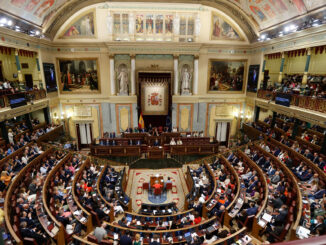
[204,156,240,219]
[4,147,58,244]
[224,150,269,238]
[250,143,303,241]
[248,122,326,175]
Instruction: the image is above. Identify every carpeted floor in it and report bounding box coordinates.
[126,168,189,212]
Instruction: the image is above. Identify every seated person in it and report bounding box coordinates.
[170,137,176,145]
[165,177,172,188]
[153,139,160,146]
[177,139,183,145]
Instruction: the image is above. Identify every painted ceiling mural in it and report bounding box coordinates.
[0,0,325,30]
[0,0,73,26]
[228,0,326,30]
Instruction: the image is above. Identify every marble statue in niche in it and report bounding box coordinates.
[117,64,129,95]
[106,12,113,34]
[173,14,180,35]
[195,15,201,36]
[181,64,192,95]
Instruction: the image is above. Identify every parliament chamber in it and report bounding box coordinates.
[1,1,326,245]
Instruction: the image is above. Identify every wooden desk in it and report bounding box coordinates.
[150,176,164,188]
[147,146,164,159]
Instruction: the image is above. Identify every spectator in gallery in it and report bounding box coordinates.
[177,138,183,145]
[136,139,141,145]
[172,126,178,132]
[129,139,133,145]
[170,137,176,145]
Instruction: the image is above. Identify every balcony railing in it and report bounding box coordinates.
[0,89,46,108]
[257,89,326,113]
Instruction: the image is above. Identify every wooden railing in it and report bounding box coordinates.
[238,150,269,238]
[0,89,46,109]
[96,165,116,222]
[36,125,64,143]
[269,138,326,181]
[72,158,93,233]
[244,123,326,182]
[257,89,326,113]
[42,153,72,245]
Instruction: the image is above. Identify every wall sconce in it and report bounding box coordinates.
[67,112,73,119]
[234,111,244,119]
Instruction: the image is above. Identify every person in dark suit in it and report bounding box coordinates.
[252,151,259,162]
[304,149,314,161]
[20,221,46,244]
[246,202,258,216]
[312,153,320,164]
[149,234,161,245]
[273,148,281,157]
[120,231,132,245]
[227,152,234,161]
[318,157,326,169]
[273,205,288,226]
[153,139,160,146]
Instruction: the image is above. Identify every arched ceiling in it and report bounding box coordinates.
[1,0,325,42]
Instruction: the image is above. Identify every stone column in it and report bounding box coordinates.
[15,49,23,82]
[173,55,179,95]
[278,52,285,83]
[130,54,136,95]
[302,48,311,84]
[109,55,116,95]
[193,55,199,95]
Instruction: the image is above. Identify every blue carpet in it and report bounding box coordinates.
[148,190,167,204]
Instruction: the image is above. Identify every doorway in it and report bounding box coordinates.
[24,74,33,90]
[0,61,3,82]
[75,123,93,149]
[215,121,231,146]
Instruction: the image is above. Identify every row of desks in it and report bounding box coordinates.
[90,144,219,158]
[98,134,211,146]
